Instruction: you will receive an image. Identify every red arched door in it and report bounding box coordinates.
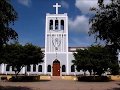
[53,59,60,76]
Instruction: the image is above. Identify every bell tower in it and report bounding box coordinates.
[44,3,69,75]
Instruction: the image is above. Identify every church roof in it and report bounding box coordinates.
[68,47,88,52]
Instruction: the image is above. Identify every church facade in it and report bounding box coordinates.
[0,3,120,76]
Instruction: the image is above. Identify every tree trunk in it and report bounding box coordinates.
[93,72,95,80]
[14,70,18,79]
[90,71,92,76]
[88,70,92,76]
[24,66,27,76]
[83,71,86,76]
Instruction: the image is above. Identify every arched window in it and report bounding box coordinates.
[71,65,75,72]
[49,20,53,30]
[55,20,58,30]
[61,20,64,30]
[33,64,36,72]
[6,65,10,71]
[47,65,51,72]
[62,65,66,72]
[27,65,31,72]
[38,65,42,72]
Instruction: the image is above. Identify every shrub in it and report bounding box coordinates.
[1,76,7,81]
[77,76,111,82]
[9,76,39,82]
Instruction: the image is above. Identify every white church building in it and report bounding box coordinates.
[0,3,120,76]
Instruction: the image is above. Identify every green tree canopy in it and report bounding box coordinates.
[73,49,92,75]
[23,43,44,65]
[2,43,44,77]
[0,0,18,48]
[89,0,120,50]
[73,45,119,76]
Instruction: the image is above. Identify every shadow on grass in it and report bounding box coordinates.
[0,86,32,90]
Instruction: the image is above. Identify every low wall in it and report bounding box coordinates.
[1,75,120,81]
[62,75,120,81]
[39,75,51,80]
[0,75,12,80]
[0,75,51,81]
[109,75,120,81]
[61,76,77,80]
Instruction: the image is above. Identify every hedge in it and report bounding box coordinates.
[77,76,111,82]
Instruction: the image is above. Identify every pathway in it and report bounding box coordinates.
[0,80,120,90]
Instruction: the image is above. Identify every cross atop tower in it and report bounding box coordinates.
[53,3,61,14]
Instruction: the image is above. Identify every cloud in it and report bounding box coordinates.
[75,0,110,14]
[69,15,89,33]
[18,0,32,7]
[70,37,88,46]
[69,0,111,33]
[60,1,69,9]
[69,36,95,47]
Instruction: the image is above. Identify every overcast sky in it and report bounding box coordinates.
[11,0,110,47]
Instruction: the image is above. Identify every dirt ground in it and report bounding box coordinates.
[0,80,120,90]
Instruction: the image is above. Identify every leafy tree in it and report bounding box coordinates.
[73,45,119,76]
[72,49,93,76]
[0,0,18,47]
[0,0,18,63]
[23,43,44,65]
[88,45,111,76]
[89,0,120,50]
[105,45,119,75]
[3,43,44,78]
[3,43,24,77]
[23,43,44,74]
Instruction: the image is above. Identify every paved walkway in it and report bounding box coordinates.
[0,80,120,90]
